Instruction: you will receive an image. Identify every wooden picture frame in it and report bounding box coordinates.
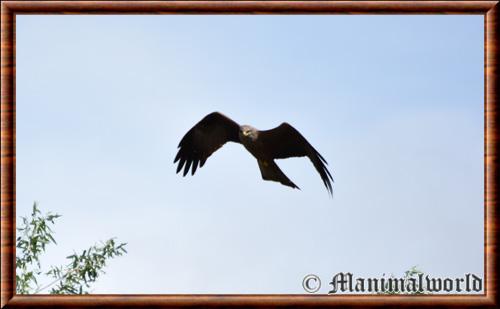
[1,1,497,307]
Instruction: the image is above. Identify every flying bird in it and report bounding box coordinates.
[174,112,333,194]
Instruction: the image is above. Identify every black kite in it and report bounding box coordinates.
[174,112,333,194]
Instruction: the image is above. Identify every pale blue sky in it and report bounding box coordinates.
[16,15,483,294]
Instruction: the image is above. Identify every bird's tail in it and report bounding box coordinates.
[257,160,300,190]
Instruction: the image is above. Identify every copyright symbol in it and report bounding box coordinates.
[302,274,321,293]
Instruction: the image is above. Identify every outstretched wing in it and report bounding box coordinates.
[258,123,333,194]
[174,112,240,176]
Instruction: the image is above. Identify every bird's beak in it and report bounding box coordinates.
[243,131,249,136]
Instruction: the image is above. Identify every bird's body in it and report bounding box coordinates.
[238,125,301,189]
[174,112,333,194]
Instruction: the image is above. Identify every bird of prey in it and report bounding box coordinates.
[174,112,333,194]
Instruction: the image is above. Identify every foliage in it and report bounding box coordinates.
[16,202,127,294]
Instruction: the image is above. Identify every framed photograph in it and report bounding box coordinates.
[1,1,497,308]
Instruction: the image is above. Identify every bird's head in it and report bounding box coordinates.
[239,125,258,141]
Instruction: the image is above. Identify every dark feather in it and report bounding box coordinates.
[174,112,241,176]
[258,123,334,194]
